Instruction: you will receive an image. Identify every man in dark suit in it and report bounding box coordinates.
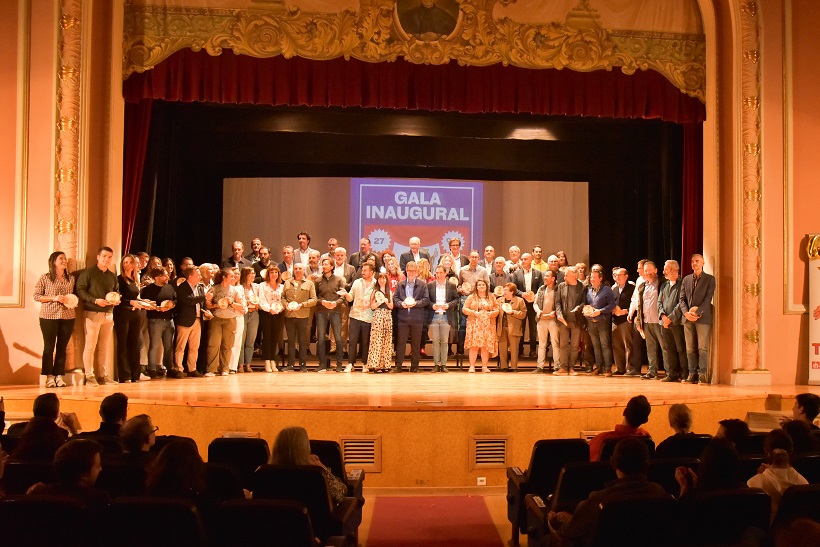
[679,254,716,384]
[221,240,252,269]
[400,236,432,273]
[173,265,210,378]
[252,246,273,283]
[278,245,295,279]
[555,266,586,375]
[427,265,459,372]
[331,247,357,356]
[513,253,544,357]
[392,261,430,373]
[658,260,687,382]
[437,237,469,271]
[610,268,636,375]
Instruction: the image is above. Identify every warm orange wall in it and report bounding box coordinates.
[759,0,820,385]
[0,1,59,385]
[0,1,20,298]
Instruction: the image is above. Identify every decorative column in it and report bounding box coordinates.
[56,0,83,378]
[55,0,82,264]
[732,0,768,385]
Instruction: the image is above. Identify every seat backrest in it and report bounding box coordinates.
[310,439,346,482]
[107,497,206,546]
[647,458,699,497]
[0,495,91,546]
[219,499,320,547]
[1,461,56,495]
[205,462,245,501]
[599,436,655,461]
[655,434,712,459]
[253,465,337,539]
[739,432,767,455]
[525,439,590,495]
[591,494,678,547]
[793,454,820,485]
[95,462,147,498]
[684,488,771,544]
[738,456,767,482]
[773,483,820,527]
[550,461,617,513]
[207,437,270,488]
[0,434,20,455]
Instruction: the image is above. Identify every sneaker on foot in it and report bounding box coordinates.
[468,366,475,373]
[204,372,215,377]
[344,364,353,373]
[482,366,491,373]
[103,376,118,385]
[55,376,67,388]
[45,376,57,388]
[140,373,151,381]
[85,375,99,387]
[221,371,230,376]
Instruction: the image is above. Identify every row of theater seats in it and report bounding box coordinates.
[506,437,820,546]
[0,436,365,547]
[0,495,347,547]
[526,484,820,547]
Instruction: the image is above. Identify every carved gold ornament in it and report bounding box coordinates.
[807,235,820,261]
[122,0,706,102]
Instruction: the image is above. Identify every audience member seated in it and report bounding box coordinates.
[74,392,128,453]
[116,414,157,466]
[588,395,652,461]
[270,426,347,505]
[27,439,110,511]
[784,393,820,431]
[773,518,820,547]
[676,437,746,497]
[546,437,666,546]
[781,420,820,454]
[716,418,751,449]
[11,393,79,462]
[654,403,709,458]
[747,429,808,518]
[145,439,219,522]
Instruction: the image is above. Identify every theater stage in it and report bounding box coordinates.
[2,367,818,490]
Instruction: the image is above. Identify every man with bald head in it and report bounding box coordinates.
[610,267,636,375]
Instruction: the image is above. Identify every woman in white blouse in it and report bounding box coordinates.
[257,265,285,372]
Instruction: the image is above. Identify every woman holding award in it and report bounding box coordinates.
[258,265,285,372]
[33,251,78,388]
[115,254,150,383]
[239,267,260,373]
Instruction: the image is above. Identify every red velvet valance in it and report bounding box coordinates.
[124,49,705,124]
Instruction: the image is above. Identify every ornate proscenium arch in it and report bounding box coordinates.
[122,0,706,102]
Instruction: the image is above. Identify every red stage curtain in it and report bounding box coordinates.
[123,49,705,124]
[681,122,704,275]
[122,99,152,253]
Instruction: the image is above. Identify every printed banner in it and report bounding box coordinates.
[350,178,483,265]
[809,234,820,385]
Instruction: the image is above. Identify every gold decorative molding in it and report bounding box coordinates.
[122,0,706,102]
[739,0,762,370]
[55,0,82,263]
[807,235,820,261]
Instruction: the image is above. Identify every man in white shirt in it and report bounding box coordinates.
[331,247,356,356]
[320,237,339,261]
[533,270,560,373]
[479,245,495,269]
[505,246,522,274]
[439,237,468,271]
[279,246,295,278]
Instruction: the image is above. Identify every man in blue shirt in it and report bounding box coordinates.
[584,270,616,376]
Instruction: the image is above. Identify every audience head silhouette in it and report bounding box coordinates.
[697,437,742,491]
[271,426,311,466]
[99,393,128,424]
[120,414,156,453]
[54,439,103,487]
[611,437,650,477]
[32,393,60,420]
[623,395,651,428]
[716,418,750,447]
[146,439,205,496]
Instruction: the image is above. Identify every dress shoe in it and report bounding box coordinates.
[410,367,419,373]
[641,373,657,380]
[612,370,625,376]
[624,370,641,377]
[167,370,184,379]
[553,369,568,376]
[431,365,439,373]
[390,367,402,373]
[604,371,613,377]
[661,376,680,383]
[441,366,449,373]
[590,369,601,376]
[698,374,708,384]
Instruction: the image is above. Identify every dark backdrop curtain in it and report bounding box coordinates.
[681,122,704,275]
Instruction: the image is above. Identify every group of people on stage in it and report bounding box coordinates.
[33,232,715,385]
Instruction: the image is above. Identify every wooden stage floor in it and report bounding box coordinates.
[2,365,817,411]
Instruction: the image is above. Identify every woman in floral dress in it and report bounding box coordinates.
[462,279,499,373]
[367,272,394,372]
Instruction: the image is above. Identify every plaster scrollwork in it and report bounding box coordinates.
[122,0,706,102]
[739,0,762,371]
[56,0,83,263]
